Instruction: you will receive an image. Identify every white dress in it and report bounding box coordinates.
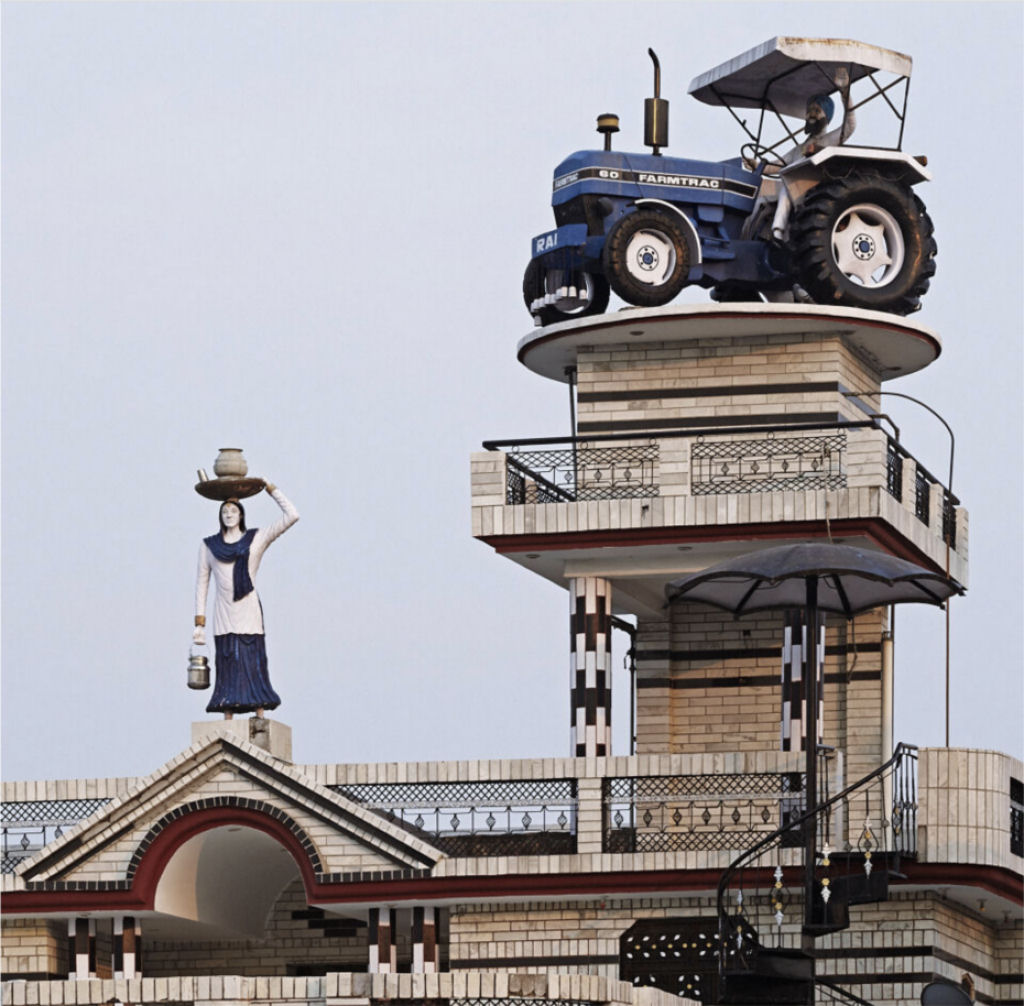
[195,489,299,635]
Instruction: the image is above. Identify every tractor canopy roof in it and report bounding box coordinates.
[688,36,912,118]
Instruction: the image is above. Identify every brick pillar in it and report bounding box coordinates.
[68,918,95,979]
[570,576,612,757]
[412,906,438,973]
[113,916,141,979]
[368,907,393,973]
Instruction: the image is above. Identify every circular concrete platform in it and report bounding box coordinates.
[517,303,941,384]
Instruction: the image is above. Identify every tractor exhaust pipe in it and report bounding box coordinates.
[644,48,669,155]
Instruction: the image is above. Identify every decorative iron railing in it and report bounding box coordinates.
[331,780,577,857]
[485,423,960,558]
[452,1001,598,1006]
[503,444,659,504]
[602,772,808,854]
[1,798,112,873]
[890,746,919,857]
[690,432,847,495]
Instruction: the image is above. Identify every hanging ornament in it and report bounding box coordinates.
[859,818,875,875]
[772,865,786,927]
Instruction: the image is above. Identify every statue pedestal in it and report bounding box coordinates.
[191,717,292,762]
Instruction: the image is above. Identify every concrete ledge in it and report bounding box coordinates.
[191,718,292,762]
[0,972,682,1006]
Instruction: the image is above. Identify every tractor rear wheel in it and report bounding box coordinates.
[791,173,936,315]
[523,258,610,326]
[602,209,691,307]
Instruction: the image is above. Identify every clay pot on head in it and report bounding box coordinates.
[213,448,248,478]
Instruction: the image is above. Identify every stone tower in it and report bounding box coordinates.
[472,302,966,788]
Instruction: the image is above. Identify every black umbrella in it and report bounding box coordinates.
[665,542,963,939]
[664,542,963,616]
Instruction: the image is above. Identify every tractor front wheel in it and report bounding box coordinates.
[791,174,936,315]
[523,258,610,326]
[602,209,691,307]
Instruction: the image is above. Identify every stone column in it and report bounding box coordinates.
[570,577,612,757]
[113,916,141,979]
[368,907,394,973]
[411,906,438,973]
[67,918,95,979]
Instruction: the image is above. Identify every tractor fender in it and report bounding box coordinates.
[632,199,703,267]
[782,147,932,190]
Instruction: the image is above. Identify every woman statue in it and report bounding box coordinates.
[193,483,299,719]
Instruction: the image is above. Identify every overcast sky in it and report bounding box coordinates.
[3,2,1021,783]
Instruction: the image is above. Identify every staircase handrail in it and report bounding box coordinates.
[817,978,877,1005]
[716,741,917,930]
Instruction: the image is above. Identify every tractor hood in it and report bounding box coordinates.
[551,150,759,208]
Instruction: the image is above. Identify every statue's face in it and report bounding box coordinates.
[221,503,241,529]
[804,101,828,136]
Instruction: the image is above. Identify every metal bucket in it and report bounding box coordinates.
[188,652,210,690]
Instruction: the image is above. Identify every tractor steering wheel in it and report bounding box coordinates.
[741,142,787,171]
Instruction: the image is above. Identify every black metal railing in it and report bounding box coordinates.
[901,446,957,547]
[602,771,807,854]
[716,744,918,992]
[484,421,958,545]
[817,979,877,1005]
[885,439,903,502]
[1,798,112,874]
[890,746,919,856]
[503,444,658,504]
[1011,778,1023,858]
[691,432,846,495]
[915,468,930,523]
[331,780,577,857]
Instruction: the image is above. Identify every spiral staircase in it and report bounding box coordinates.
[715,744,918,1005]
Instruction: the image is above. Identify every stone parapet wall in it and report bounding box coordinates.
[300,750,805,787]
[0,970,680,1006]
[918,748,1024,872]
[2,776,138,803]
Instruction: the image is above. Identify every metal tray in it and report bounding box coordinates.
[194,477,266,501]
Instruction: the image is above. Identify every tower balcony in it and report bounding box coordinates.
[472,421,966,615]
[472,304,966,616]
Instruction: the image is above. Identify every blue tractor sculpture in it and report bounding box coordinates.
[525,38,936,325]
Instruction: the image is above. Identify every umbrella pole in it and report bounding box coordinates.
[802,576,819,998]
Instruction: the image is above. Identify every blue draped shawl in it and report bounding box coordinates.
[204,529,258,601]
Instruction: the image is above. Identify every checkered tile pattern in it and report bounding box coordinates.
[570,578,612,757]
[780,611,824,752]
